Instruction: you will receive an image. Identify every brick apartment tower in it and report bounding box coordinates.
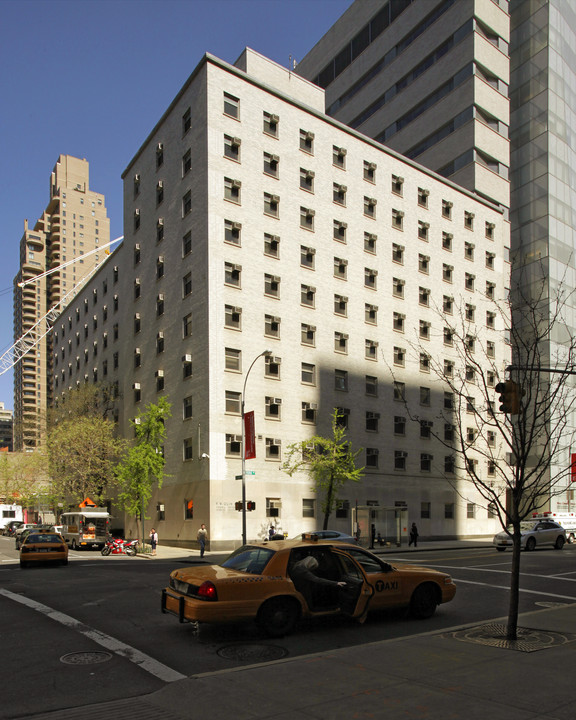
[13,155,110,450]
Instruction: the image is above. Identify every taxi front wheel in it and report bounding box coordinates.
[410,584,438,619]
[258,597,299,637]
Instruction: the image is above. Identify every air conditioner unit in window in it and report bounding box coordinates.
[310,403,318,410]
[232,136,241,146]
[305,131,314,140]
[157,218,164,226]
[270,195,280,204]
[155,370,164,377]
[231,221,242,231]
[157,293,164,301]
[273,439,281,446]
[157,180,163,188]
[233,306,241,314]
[133,383,141,390]
[270,154,279,163]
[274,398,282,405]
[231,179,241,189]
[270,114,279,124]
[157,143,163,152]
[157,332,164,339]
[182,354,192,362]
[271,356,281,364]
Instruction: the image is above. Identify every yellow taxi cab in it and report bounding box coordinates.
[20,531,69,568]
[161,539,456,636]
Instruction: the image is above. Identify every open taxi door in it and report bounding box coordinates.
[331,547,374,620]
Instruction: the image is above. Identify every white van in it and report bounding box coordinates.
[60,509,111,550]
[531,512,576,543]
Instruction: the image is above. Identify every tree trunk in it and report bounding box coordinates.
[323,473,335,530]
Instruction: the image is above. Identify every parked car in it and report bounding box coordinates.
[162,539,456,637]
[294,531,358,544]
[15,527,43,550]
[20,532,69,568]
[3,521,23,536]
[493,520,566,551]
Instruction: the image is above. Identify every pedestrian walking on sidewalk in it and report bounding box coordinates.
[408,523,419,548]
[149,528,158,555]
[197,523,208,557]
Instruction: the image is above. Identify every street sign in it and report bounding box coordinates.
[246,470,256,475]
[235,475,242,480]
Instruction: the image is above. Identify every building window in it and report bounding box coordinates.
[300,207,315,231]
[334,257,347,279]
[223,220,241,246]
[486,251,495,269]
[133,173,140,196]
[303,498,316,518]
[363,160,376,182]
[442,199,453,219]
[183,438,193,461]
[392,243,404,264]
[133,209,140,231]
[418,221,429,240]
[334,332,348,354]
[393,312,405,332]
[183,396,193,420]
[465,303,475,321]
[335,294,348,316]
[266,439,282,461]
[365,339,378,360]
[365,267,377,289]
[333,183,347,205]
[156,332,165,354]
[225,304,241,330]
[364,196,377,218]
[394,450,406,470]
[421,502,431,519]
[301,284,315,307]
[301,362,316,385]
[183,356,193,379]
[182,191,192,216]
[365,303,377,324]
[366,411,379,432]
[156,180,164,205]
[334,368,348,391]
[301,323,315,346]
[302,402,317,423]
[133,314,141,334]
[156,370,165,392]
[391,174,404,195]
[393,277,405,298]
[464,211,474,230]
[265,273,280,298]
[263,111,279,137]
[394,416,406,435]
[418,188,429,208]
[392,209,404,230]
[443,264,453,283]
[394,346,405,367]
[182,108,191,134]
[265,314,280,338]
[420,420,432,438]
[156,294,165,316]
[334,219,347,243]
[420,387,431,406]
[264,233,279,257]
[263,151,279,177]
[225,347,241,372]
[464,242,475,261]
[225,262,241,288]
[156,142,164,168]
[223,92,239,119]
[156,219,164,243]
[156,255,165,279]
[363,232,377,254]
[421,453,433,472]
[299,129,314,153]
[183,272,192,297]
[333,145,346,168]
[486,221,495,239]
[366,375,378,396]
[225,390,241,414]
[418,254,430,273]
[182,149,191,176]
[420,353,430,372]
[265,396,282,420]
[467,503,476,519]
[419,287,430,307]
[264,192,279,217]
[301,245,316,269]
[224,177,241,203]
[183,313,192,338]
[300,168,315,192]
[365,448,379,468]
[224,134,241,161]
[442,232,453,251]
[394,381,405,402]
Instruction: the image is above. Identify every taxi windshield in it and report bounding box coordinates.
[221,546,275,575]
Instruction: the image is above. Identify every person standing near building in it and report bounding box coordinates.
[149,528,158,555]
[409,523,419,548]
[197,523,208,557]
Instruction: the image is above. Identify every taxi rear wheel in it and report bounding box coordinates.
[258,597,299,637]
[410,584,438,619]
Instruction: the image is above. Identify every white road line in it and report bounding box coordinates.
[435,565,576,582]
[453,577,576,600]
[0,588,186,683]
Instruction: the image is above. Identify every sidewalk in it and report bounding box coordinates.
[24,539,576,720]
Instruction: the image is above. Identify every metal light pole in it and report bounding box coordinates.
[241,349,272,545]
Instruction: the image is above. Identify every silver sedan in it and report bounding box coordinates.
[493,520,566,551]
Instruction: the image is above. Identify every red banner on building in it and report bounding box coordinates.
[244,411,256,459]
[571,453,576,482]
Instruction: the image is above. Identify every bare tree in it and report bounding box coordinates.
[394,277,576,640]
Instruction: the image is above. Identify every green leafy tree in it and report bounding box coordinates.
[46,384,125,504]
[282,408,364,529]
[115,397,171,541]
[0,450,48,509]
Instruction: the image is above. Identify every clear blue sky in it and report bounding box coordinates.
[0,0,352,411]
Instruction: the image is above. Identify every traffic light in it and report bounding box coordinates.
[495,380,522,414]
[235,501,244,511]
[246,501,256,511]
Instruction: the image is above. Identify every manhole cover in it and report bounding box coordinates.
[60,651,113,665]
[217,644,288,662]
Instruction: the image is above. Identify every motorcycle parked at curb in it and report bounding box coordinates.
[101,537,138,556]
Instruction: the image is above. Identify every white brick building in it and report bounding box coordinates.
[53,49,509,550]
